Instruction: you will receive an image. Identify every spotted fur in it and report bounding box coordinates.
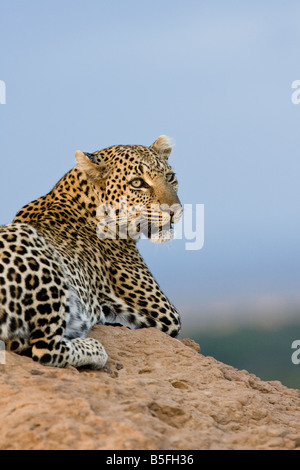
[0,136,182,368]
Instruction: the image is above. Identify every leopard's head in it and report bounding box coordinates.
[75,136,182,243]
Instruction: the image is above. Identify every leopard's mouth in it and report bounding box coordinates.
[146,220,175,244]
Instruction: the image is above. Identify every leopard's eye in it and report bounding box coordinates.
[166,173,176,183]
[130,178,147,189]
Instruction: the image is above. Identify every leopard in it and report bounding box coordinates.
[0,135,182,368]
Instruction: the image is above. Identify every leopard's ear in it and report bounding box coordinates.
[150,135,174,159]
[75,150,110,183]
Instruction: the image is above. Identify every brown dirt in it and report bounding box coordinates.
[0,325,300,450]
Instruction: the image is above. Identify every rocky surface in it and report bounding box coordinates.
[0,325,300,450]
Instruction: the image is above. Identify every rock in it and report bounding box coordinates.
[0,325,300,450]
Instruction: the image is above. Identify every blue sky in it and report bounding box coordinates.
[1,1,300,331]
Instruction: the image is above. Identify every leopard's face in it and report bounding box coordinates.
[76,136,182,243]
